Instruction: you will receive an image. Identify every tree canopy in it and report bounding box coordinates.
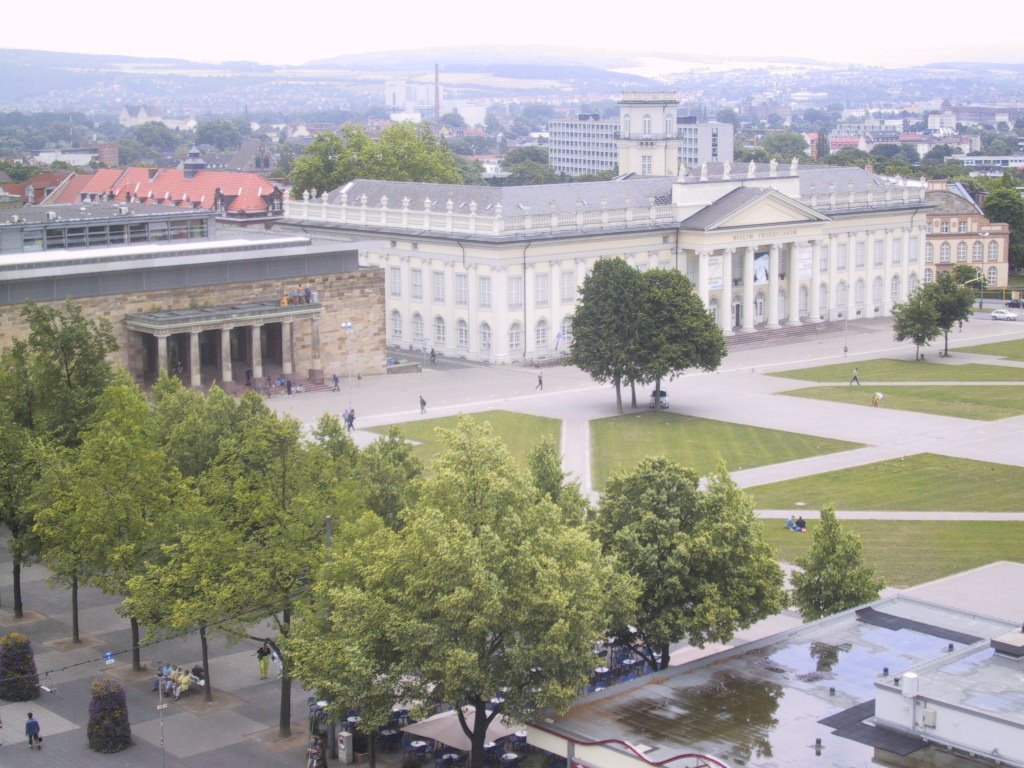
[982,185,1024,272]
[892,288,941,360]
[290,124,464,198]
[760,132,810,162]
[927,272,976,356]
[791,507,883,621]
[591,458,784,670]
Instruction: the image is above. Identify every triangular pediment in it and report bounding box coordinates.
[708,189,828,230]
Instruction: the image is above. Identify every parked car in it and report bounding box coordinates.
[1006,299,1022,308]
[991,309,1018,321]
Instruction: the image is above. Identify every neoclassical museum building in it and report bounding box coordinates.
[280,160,933,364]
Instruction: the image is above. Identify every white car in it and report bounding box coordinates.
[991,309,1018,321]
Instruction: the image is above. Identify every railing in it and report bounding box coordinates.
[801,185,927,212]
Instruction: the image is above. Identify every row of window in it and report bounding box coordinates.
[927,219,977,234]
[389,311,574,353]
[923,266,999,285]
[389,267,576,306]
[924,241,1000,263]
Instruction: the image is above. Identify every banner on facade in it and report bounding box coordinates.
[708,255,723,290]
[753,251,769,285]
[799,245,813,279]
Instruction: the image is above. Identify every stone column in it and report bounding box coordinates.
[808,240,821,322]
[220,326,233,384]
[189,330,202,389]
[697,249,710,309]
[766,244,780,328]
[742,247,755,332]
[883,229,894,316]
[847,232,858,320]
[445,262,456,357]
[720,248,734,336]
[249,324,262,380]
[901,226,912,302]
[282,320,294,375]
[788,243,802,325]
[308,317,323,383]
[155,332,169,377]
[827,234,838,321]
[524,262,535,357]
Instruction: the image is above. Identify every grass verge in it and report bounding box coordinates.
[956,338,1024,363]
[761,519,1024,588]
[770,358,1024,382]
[368,410,561,469]
[746,453,1024,512]
[590,411,862,491]
[782,384,1024,420]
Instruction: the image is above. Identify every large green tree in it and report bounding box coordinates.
[761,132,810,162]
[892,289,941,360]
[591,458,785,671]
[927,272,977,356]
[982,186,1024,272]
[791,507,883,621]
[635,268,726,396]
[288,419,634,768]
[570,258,643,413]
[290,124,463,198]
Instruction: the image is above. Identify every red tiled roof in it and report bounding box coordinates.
[1,171,75,203]
[81,168,125,196]
[52,173,92,202]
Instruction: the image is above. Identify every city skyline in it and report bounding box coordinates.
[3,0,1022,69]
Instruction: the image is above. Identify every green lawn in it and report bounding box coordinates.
[761,520,1024,588]
[770,358,1024,382]
[747,453,1024,512]
[590,411,862,490]
[956,338,1024,363]
[782,384,1024,420]
[368,410,561,469]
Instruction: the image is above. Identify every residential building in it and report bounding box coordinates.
[281,161,930,364]
[676,116,733,169]
[548,114,619,176]
[1,170,75,204]
[923,179,1009,287]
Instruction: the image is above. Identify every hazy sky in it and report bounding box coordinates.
[3,0,1019,67]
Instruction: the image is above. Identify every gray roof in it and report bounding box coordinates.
[330,177,675,217]
[1,202,213,227]
[925,183,984,216]
[678,187,772,231]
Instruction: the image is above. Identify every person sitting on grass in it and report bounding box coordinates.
[795,516,807,532]
[786,515,799,531]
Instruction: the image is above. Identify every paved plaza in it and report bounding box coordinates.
[1,315,1022,767]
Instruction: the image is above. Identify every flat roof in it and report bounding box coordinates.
[538,565,1024,768]
[2,202,213,226]
[124,300,321,332]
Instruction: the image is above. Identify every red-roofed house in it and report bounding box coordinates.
[1,171,76,204]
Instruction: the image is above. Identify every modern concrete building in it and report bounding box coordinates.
[281,161,930,364]
[548,114,619,176]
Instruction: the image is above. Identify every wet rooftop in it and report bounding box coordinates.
[546,594,1019,768]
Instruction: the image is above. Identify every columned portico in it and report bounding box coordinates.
[155,332,169,374]
[220,327,233,384]
[742,247,755,332]
[720,248,734,336]
[189,330,201,389]
[251,323,264,379]
[697,250,709,309]
[309,317,322,383]
[788,244,801,325]
[808,240,821,321]
[282,320,294,375]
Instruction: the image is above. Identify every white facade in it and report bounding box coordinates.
[282,164,928,364]
[677,120,733,169]
[617,92,682,177]
[548,115,619,176]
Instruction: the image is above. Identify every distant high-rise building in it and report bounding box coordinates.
[547,114,619,176]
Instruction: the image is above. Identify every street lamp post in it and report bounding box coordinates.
[341,322,354,410]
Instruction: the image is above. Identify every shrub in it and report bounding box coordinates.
[0,632,41,701]
[87,678,132,753]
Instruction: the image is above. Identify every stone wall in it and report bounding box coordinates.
[0,268,386,380]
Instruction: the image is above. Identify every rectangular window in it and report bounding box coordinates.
[873,239,884,267]
[892,238,902,265]
[508,276,523,308]
[855,241,866,269]
[819,246,828,273]
[455,274,468,305]
[389,267,402,297]
[641,155,652,175]
[410,269,423,300]
[958,220,967,233]
[478,276,491,308]
[432,271,445,303]
[560,270,575,302]
[837,243,848,270]
[940,221,949,234]
[534,273,549,305]
[909,237,919,263]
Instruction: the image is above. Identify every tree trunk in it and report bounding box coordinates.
[659,644,671,671]
[131,616,142,671]
[71,574,80,643]
[200,624,212,702]
[614,376,623,414]
[943,330,949,357]
[459,701,496,768]
[13,556,23,618]
[630,380,637,409]
[368,730,377,768]
[278,609,292,738]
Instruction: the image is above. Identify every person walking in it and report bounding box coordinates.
[347,410,355,432]
[536,373,543,391]
[850,367,860,385]
[256,642,271,680]
[286,379,293,396]
[419,395,427,414]
[25,713,40,749]
[332,373,340,392]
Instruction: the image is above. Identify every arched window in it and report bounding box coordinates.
[479,322,492,353]
[987,266,997,285]
[923,268,933,284]
[559,317,573,348]
[908,273,919,293]
[509,322,523,354]
[433,316,445,346]
[837,282,848,312]
[390,310,403,341]
[535,318,549,350]
[456,319,469,350]
[957,242,967,262]
[818,284,829,317]
[642,114,652,136]
[891,275,901,300]
[872,276,883,305]
[665,115,673,137]
[622,114,631,137]
[925,242,933,262]
[988,241,999,260]
[411,312,424,343]
[939,243,951,263]
[972,242,983,261]
[854,279,865,309]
